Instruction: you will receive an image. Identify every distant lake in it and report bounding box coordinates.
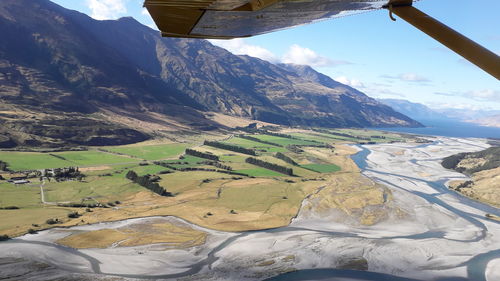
[375,119,500,138]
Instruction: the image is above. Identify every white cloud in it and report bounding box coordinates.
[209,40,352,69]
[399,73,429,82]
[141,8,149,16]
[427,102,495,112]
[465,89,500,102]
[209,39,278,62]
[435,89,500,103]
[382,73,430,83]
[335,76,365,89]
[86,0,127,20]
[146,23,158,30]
[282,44,350,67]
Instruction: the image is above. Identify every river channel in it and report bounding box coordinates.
[1,137,499,281]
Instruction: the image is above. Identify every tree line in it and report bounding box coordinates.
[0,160,8,171]
[154,161,248,176]
[201,160,233,170]
[204,140,256,156]
[245,157,294,176]
[126,170,173,197]
[313,129,370,141]
[185,148,219,161]
[238,135,283,147]
[274,152,298,166]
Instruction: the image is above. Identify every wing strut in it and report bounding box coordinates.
[384,1,500,80]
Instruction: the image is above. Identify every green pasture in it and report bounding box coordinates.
[0,152,72,171]
[235,168,286,177]
[106,143,190,160]
[43,176,141,203]
[0,150,138,171]
[0,182,42,208]
[159,171,233,194]
[252,135,320,146]
[201,181,302,212]
[301,163,341,173]
[53,151,139,166]
[225,137,286,153]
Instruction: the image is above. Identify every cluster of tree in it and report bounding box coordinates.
[0,160,8,171]
[49,153,67,160]
[0,234,10,241]
[454,181,474,190]
[274,152,298,166]
[313,129,370,141]
[185,149,220,161]
[155,162,179,170]
[238,135,283,147]
[201,161,233,170]
[245,157,294,176]
[0,206,20,210]
[261,131,294,139]
[67,212,81,218]
[357,142,377,145]
[301,143,334,148]
[371,135,386,139]
[53,167,85,181]
[286,145,304,153]
[57,202,106,208]
[157,164,247,176]
[46,218,61,225]
[204,140,256,156]
[126,170,173,197]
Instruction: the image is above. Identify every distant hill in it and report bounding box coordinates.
[378,99,449,122]
[0,0,420,148]
[469,114,500,128]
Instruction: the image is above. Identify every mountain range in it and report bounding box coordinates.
[0,0,420,148]
[379,99,500,128]
[377,99,450,122]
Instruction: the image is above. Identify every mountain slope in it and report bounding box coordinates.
[469,114,500,128]
[0,0,420,147]
[378,99,450,122]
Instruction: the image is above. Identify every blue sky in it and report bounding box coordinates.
[51,0,500,111]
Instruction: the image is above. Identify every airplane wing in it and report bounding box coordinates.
[143,0,390,39]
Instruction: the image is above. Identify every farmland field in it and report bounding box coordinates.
[0,152,72,171]
[106,143,190,160]
[53,151,139,166]
[252,135,321,146]
[0,182,42,208]
[0,128,410,237]
[301,163,341,173]
[235,168,286,177]
[43,176,141,203]
[0,150,139,171]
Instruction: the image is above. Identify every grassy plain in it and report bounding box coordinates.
[0,182,43,208]
[0,152,71,171]
[57,220,207,249]
[0,150,138,171]
[252,134,319,146]
[301,163,341,173]
[44,177,141,203]
[0,128,410,240]
[106,143,190,160]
